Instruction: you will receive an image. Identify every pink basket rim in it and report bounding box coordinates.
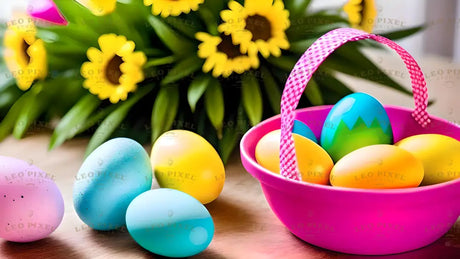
[240,105,460,195]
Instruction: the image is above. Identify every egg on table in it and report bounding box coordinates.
[0,156,64,242]
[321,92,393,162]
[395,134,460,185]
[126,188,214,258]
[73,138,153,230]
[151,130,225,204]
[329,145,424,189]
[255,130,333,185]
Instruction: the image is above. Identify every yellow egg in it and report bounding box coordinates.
[330,145,424,189]
[150,130,225,204]
[255,130,333,185]
[395,134,460,186]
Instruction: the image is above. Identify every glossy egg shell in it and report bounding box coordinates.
[330,144,424,189]
[151,130,225,204]
[293,120,318,143]
[0,156,64,242]
[395,134,460,185]
[321,93,393,162]
[126,189,214,257]
[73,138,153,230]
[255,130,333,185]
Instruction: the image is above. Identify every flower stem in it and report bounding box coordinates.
[144,56,176,68]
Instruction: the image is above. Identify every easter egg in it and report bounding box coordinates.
[321,92,393,162]
[150,130,225,204]
[0,156,64,242]
[330,145,424,189]
[126,189,214,257]
[73,138,153,230]
[293,120,318,143]
[395,134,460,186]
[255,130,333,185]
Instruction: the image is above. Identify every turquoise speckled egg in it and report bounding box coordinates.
[73,138,152,230]
[126,189,214,258]
[293,120,318,143]
[321,93,393,162]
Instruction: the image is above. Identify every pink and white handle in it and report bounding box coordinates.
[280,28,431,181]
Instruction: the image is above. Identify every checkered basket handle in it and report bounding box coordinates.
[280,28,430,181]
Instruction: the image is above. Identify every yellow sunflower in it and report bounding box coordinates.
[76,0,117,16]
[80,34,146,103]
[196,32,259,78]
[218,0,290,58]
[144,0,205,17]
[3,14,47,91]
[343,0,377,33]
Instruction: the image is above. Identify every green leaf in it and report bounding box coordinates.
[0,90,34,141]
[13,84,49,138]
[144,56,176,68]
[198,7,219,35]
[0,86,22,113]
[73,105,117,137]
[147,15,195,56]
[314,70,354,104]
[219,123,239,164]
[201,0,225,14]
[49,94,101,150]
[287,14,348,41]
[0,64,15,90]
[285,0,312,17]
[304,78,324,105]
[205,79,224,136]
[267,55,297,72]
[260,66,281,114]
[85,87,152,156]
[151,85,180,141]
[241,73,263,126]
[324,47,413,95]
[289,39,316,54]
[161,55,203,85]
[164,16,203,39]
[188,75,211,112]
[379,25,425,41]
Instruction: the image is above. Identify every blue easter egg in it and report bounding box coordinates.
[126,189,214,257]
[293,120,318,143]
[73,138,152,230]
[320,92,393,162]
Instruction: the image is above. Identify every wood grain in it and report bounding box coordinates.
[0,132,460,259]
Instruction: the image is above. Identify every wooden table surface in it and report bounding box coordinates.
[1,52,460,258]
[0,132,460,259]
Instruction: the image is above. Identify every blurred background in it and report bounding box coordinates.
[3,0,459,62]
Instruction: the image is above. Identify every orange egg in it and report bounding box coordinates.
[255,130,333,185]
[330,145,424,189]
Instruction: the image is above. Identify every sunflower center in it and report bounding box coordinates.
[22,39,31,65]
[105,55,123,85]
[217,34,242,59]
[245,15,272,41]
[358,0,366,26]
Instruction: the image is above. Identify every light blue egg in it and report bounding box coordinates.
[293,120,318,143]
[73,138,152,230]
[126,189,214,258]
[320,92,393,162]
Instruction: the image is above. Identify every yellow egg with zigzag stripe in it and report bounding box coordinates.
[150,130,225,204]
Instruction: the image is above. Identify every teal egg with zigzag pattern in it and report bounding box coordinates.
[320,93,393,162]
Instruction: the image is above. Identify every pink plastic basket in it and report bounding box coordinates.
[240,28,460,255]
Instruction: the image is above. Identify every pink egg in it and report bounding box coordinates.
[0,156,64,242]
